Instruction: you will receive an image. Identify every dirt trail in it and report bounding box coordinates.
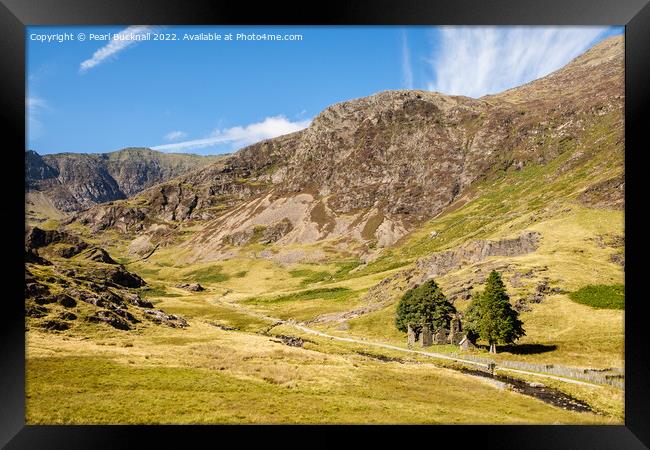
[211,298,603,388]
[208,298,606,413]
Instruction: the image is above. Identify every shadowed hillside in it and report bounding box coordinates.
[26,147,226,220]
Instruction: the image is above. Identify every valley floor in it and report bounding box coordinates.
[26,282,623,424]
[26,146,625,424]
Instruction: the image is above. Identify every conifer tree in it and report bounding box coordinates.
[463,271,525,353]
[395,279,456,333]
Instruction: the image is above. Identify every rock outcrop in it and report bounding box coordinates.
[578,174,624,209]
[176,283,205,292]
[25,227,187,332]
[413,231,541,281]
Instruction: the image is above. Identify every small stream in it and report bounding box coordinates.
[459,367,596,414]
[351,347,596,414]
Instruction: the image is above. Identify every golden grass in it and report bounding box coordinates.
[26,323,613,424]
[27,113,625,424]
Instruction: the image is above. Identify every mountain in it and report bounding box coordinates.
[71,36,623,263]
[25,36,625,424]
[25,147,226,219]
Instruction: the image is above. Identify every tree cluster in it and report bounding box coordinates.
[395,271,525,354]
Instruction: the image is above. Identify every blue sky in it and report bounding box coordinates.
[26,26,623,155]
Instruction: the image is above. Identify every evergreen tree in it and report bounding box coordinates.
[463,271,525,354]
[462,292,482,344]
[395,279,456,333]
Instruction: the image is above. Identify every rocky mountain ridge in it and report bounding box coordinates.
[70,36,624,262]
[26,147,225,215]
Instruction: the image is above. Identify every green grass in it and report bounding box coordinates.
[183,265,230,284]
[289,269,333,285]
[289,261,364,286]
[158,298,273,333]
[28,109,624,424]
[568,284,624,309]
[240,287,365,322]
[331,261,364,278]
[139,285,182,298]
[339,256,408,280]
[245,287,354,304]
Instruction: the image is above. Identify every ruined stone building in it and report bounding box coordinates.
[406,314,468,349]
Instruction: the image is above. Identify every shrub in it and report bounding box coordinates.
[568,284,624,309]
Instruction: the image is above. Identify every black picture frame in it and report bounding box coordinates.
[2,0,649,447]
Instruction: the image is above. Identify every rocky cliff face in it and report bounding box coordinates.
[71,36,624,259]
[309,231,543,324]
[25,148,224,214]
[25,226,190,332]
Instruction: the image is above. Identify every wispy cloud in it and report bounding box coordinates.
[401,30,414,89]
[26,95,50,140]
[427,27,610,98]
[152,115,311,153]
[26,96,48,110]
[79,26,157,73]
[164,130,187,141]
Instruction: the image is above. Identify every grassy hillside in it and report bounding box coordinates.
[26,109,624,424]
[24,37,625,425]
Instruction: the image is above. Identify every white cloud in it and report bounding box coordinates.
[152,115,312,153]
[79,26,157,73]
[164,130,187,141]
[427,27,610,98]
[401,31,414,89]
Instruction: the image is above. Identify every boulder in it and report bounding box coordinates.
[83,247,118,264]
[40,319,70,331]
[143,309,189,328]
[56,242,90,258]
[514,298,532,312]
[610,253,624,268]
[90,265,146,288]
[271,334,305,347]
[56,268,77,277]
[536,280,550,293]
[112,307,140,324]
[34,295,57,305]
[25,248,51,265]
[25,282,49,298]
[99,290,125,306]
[87,310,131,330]
[177,283,205,292]
[55,294,77,308]
[58,311,77,321]
[123,293,154,308]
[26,304,48,318]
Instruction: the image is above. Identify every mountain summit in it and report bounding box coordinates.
[57,37,623,262]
